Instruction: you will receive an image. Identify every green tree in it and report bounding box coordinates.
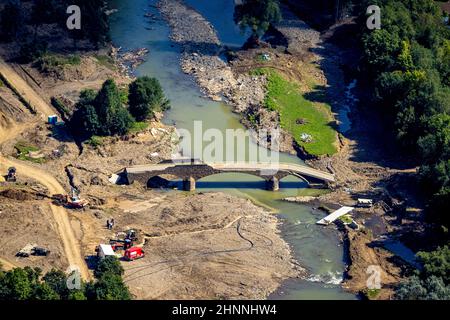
[94,256,124,279]
[34,283,60,300]
[396,275,450,300]
[62,0,110,48]
[362,29,401,73]
[234,0,281,44]
[418,114,450,164]
[128,76,170,121]
[31,0,59,32]
[94,79,134,136]
[417,246,450,284]
[90,274,131,300]
[83,0,110,48]
[70,104,100,138]
[42,269,69,299]
[0,268,37,300]
[0,0,23,42]
[18,40,48,63]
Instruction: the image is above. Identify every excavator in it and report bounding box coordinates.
[52,187,89,209]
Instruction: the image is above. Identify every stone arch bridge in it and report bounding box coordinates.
[122,161,335,191]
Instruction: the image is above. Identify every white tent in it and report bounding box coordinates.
[97,244,116,259]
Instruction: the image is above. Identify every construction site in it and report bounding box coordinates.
[0,41,300,298]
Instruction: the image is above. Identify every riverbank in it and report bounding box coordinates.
[157,0,345,158]
[154,0,425,300]
[0,1,303,299]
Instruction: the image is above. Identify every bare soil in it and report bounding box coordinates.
[0,24,299,299]
[99,189,301,300]
[0,187,67,273]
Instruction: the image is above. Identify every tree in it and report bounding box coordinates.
[70,104,100,138]
[396,275,450,300]
[417,246,450,284]
[42,269,69,299]
[34,283,60,300]
[70,80,135,139]
[83,0,110,48]
[418,114,450,165]
[94,256,124,279]
[362,29,401,73]
[128,77,170,121]
[0,268,39,300]
[18,40,48,63]
[94,79,133,136]
[62,0,110,48]
[89,274,131,300]
[68,289,87,300]
[31,0,59,31]
[0,264,129,301]
[234,0,281,45]
[0,0,23,42]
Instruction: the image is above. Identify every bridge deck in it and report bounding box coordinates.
[124,162,335,183]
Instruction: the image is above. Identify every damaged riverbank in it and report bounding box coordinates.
[157,0,343,159]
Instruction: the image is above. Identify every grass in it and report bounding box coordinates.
[339,214,354,224]
[364,288,381,300]
[50,97,69,117]
[86,136,104,148]
[36,53,81,72]
[129,121,149,133]
[119,87,129,105]
[94,54,117,70]
[14,141,45,164]
[251,68,337,156]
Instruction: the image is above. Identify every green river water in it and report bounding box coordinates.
[109,0,356,300]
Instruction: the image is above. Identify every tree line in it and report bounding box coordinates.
[352,0,449,300]
[355,0,450,228]
[0,256,130,300]
[70,76,170,140]
[0,0,110,60]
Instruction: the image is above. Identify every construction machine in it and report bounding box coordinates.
[6,167,16,182]
[52,187,89,209]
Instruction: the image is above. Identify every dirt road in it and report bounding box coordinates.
[0,60,90,280]
[0,58,54,118]
[0,157,91,280]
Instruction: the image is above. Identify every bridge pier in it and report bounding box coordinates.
[183,176,196,192]
[266,176,279,191]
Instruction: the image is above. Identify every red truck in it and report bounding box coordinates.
[124,247,145,261]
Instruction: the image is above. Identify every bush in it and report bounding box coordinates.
[94,256,124,279]
[36,53,81,73]
[128,76,170,121]
[70,79,134,139]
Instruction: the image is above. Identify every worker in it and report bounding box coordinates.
[111,219,115,228]
[124,238,132,250]
[106,219,112,230]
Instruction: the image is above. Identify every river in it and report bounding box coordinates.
[109,0,355,300]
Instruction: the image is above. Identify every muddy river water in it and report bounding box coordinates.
[109,0,355,299]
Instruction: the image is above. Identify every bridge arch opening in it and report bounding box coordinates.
[279,175,310,188]
[147,174,182,189]
[196,172,267,190]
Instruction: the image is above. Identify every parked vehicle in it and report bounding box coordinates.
[124,247,145,261]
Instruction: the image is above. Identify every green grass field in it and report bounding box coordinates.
[251,68,337,156]
[14,141,45,164]
[129,121,149,133]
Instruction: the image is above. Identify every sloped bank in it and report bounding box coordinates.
[157,0,300,155]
